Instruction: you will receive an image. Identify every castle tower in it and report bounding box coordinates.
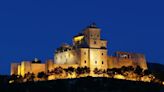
[55,23,108,73]
[83,23,101,48]
[80,23,108,73]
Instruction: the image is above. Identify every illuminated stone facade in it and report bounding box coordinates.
[11,59,45,77]
[11,63,19,75]
[11,23,148,78]
[108,52,148,70]
[54,23,108,74]
[53,23,148,77]
[45,59,54,73]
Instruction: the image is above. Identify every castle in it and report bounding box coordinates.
[11,23,148,79]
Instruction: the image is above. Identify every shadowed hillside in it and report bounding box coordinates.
[148,63,164,81]
[1,63,164,92]
[4,77,164,92]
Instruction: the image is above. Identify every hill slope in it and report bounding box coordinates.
[148,63,164,81]
[4,77,164,92]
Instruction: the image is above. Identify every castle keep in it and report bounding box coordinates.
[11,23,148,78]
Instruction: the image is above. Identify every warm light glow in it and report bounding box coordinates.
[48,75,56,80]
[10,24,151,83]
[18,65,21,75]
[114,74,125,80]
[21,62,25,77]
[141,76,151,82]
[74,36,84,42]
[162,81,164,85]
[9,80,14,84]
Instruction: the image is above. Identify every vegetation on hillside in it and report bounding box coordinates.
[9,65,162,85]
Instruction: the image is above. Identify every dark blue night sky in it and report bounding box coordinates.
[0,0,164,75]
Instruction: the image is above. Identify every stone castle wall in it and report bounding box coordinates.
[46,59,54,73]
[54,49,80,65]
[108,52,148,70]
[31,64,45,76]
[11,61,46,77]
[11,63,19,75]
[89,49,108,71]
[20,61,31,77]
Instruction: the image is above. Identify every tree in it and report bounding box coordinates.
[120,66,128,73]
[128,66,135,71]
[75,66,90,77]
[67,67,75,74]
[111,68,120,74]
[143,69,151,75]
[10,74,18,81]
[30,73,35,81]
[37,72,46,80]
[135,66,143,75]
[76,67,83,76]
[83,66,90,74]
[54,67,63,75]
[93,68,103,75]
[93,68,98,74]
[16,75,23,83]
[107,68,114,77]
[23,72,35,82]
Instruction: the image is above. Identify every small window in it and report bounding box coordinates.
[84,60,86,63]
[94,41,96,44]
[95,61,97,64]
[102,61,104,64]
[102,53,103,55]
[84,52,86,55]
